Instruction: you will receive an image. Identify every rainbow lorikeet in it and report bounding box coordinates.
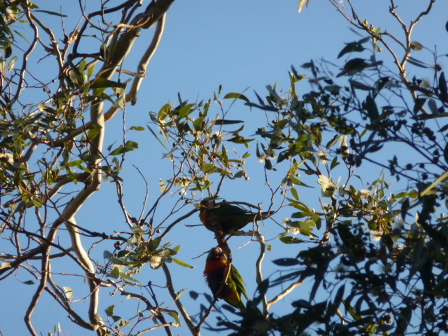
[199,199,273,235]
[204,247,248,312]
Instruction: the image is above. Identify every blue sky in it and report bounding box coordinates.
[1,0,447,335]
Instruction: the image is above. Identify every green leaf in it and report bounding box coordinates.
[109,141,139,155]
[178,103,196,119]
[5,46,12,59]
[279,236,304,244]
[410,41,424,51]
[193,117,204,132]
[150,237,161,250]
[129,126,145,131]
[168,311,182,326]
[158,103,172,121]
[118,320,131,328]
[175,288,186,301]
[330,157,340,170]
[109,267,120,279]
[87,124,102,140]
[90,78,126,89]
[200,163,218,174]
[290,187,299,200]
[107,255,126,265]
[326,135,339,149]
[105,305,115,317]
[172,258,194,269]
[119,272,139,283]
[223,92,251,105]
[159,178,168,193]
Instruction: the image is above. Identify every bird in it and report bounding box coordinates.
[336,58,383,77]
[204,247,248,312]
[199,199,273,235]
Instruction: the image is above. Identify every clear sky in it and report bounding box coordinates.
[1,0,447,335]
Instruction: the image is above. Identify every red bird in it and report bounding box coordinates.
[204,247,248,311]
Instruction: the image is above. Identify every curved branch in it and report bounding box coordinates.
[267,279,304,307]
[24,241,51,336]
[129,14,166,105]
[162,264,199,336]
[99,0,175,81]
[255,232,268,316]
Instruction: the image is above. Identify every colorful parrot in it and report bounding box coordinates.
[204,247,248,312]
[199,199,273,235]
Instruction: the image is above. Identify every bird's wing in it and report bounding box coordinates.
[230,264,249,300]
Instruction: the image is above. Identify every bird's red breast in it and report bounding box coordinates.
[204,258,228,276]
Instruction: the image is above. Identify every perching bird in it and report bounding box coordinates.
[204,247,248,311]
[336,58,383,77]
[199,199,273,235]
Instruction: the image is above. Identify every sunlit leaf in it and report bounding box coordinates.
[290,187,299,200]
[87,124,102,140]
[90,79,126,89]
[175,288,186,302]
[109,141,139,155]
[223,92,251,106]
[172,258,194,268]
[109,267,120,279]
[297,0,310,13]
[178,103,196,118]
[168,311,181,326]
[63,287,73,301]
[0,263,12,270]
[105,305,115,317]
[410,41,424,51]
[200,163,218,174]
